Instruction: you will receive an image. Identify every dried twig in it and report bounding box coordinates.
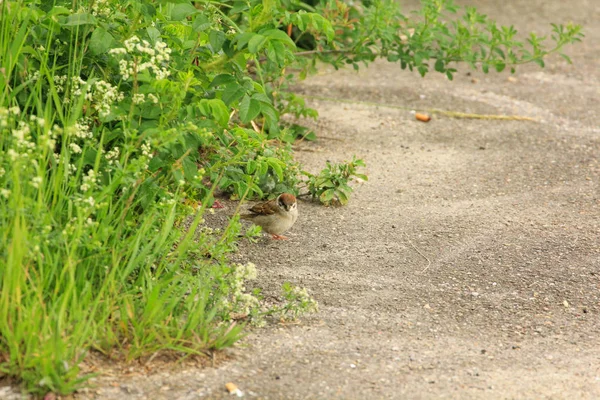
[303,95,538,122]
[403,231,432,273]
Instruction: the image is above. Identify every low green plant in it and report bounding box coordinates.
[303,157,368,206]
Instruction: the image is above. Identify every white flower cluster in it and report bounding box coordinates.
[147,93,159,104]
[31,176,42,189]
[91,80,124,117]
[68,77,123,117]
[72,118,93,139]
[11,121,36,157]
[105,146,120,165]
[80,169,99,192]
[109,36,172,80]
[69,143,82,154]
[132,93,145,104]
[53,75,68,93]
[91,0,111,17]
[141,141,153,158]
[229,262,260,315]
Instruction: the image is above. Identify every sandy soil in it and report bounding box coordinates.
[7,0,598,399]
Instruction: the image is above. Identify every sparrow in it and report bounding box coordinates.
[240,193,298,240]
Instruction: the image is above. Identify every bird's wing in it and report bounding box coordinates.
[248,200,278,215]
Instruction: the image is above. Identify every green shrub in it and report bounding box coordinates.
[0,0,581,395]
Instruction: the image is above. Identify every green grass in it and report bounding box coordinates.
[0,2,247,395]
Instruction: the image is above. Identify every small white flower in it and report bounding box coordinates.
[7,149,18,161]
[0,188,10,199]
[147,93,159,104]
[132,93,145,104]
[69,143,82,154]
[31,176,43,188]
[109,47,127,55]
[141,142,152,157]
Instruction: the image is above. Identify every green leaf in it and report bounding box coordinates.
[319,189,335,204]
[559,53,572,64]
[209,30,226,53]
[239,95,261,123]
[248,34,267,54]
[193,14,211,32]
[171,3,198,21]
[247,159,257,175]
[63,12,96,26]
[495,62,506,72]
[146,26,161,44]
[533,58,545,68]
[434,59,445,72]
[209,74,236,88]
[182,157,197,180]
[199,99,230,127]
[263,29,296,48]
[266,158,284,181]
[259,102,278,123]
[337,189,349,205]
[222,84,246,106]
[235,32,255,50]
[251,93,272,104]
[89,27,113,55]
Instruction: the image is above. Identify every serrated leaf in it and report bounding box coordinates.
[267,158,284,181]
[221,84,245,106]
[63,13,96,26]
[247,159,257,175]
[192,14,211,32]
[248,34,267,53]
[235,32,255,49]
[209,30,226,53]
[239,95,261,123]
[262,29,296,48]
[146,26,160,44]
[251,92,271,104]
[199,99,229,127]
[171,3,197,21]
[209,74,236,88]
[259,102,278,122]
[89,27,113,55]
[182,157,197,180]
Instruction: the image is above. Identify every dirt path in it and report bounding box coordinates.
[64,1,600,399]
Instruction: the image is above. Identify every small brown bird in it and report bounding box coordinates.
[240,193,298,240]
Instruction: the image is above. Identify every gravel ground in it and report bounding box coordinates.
[5,0,600,399]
